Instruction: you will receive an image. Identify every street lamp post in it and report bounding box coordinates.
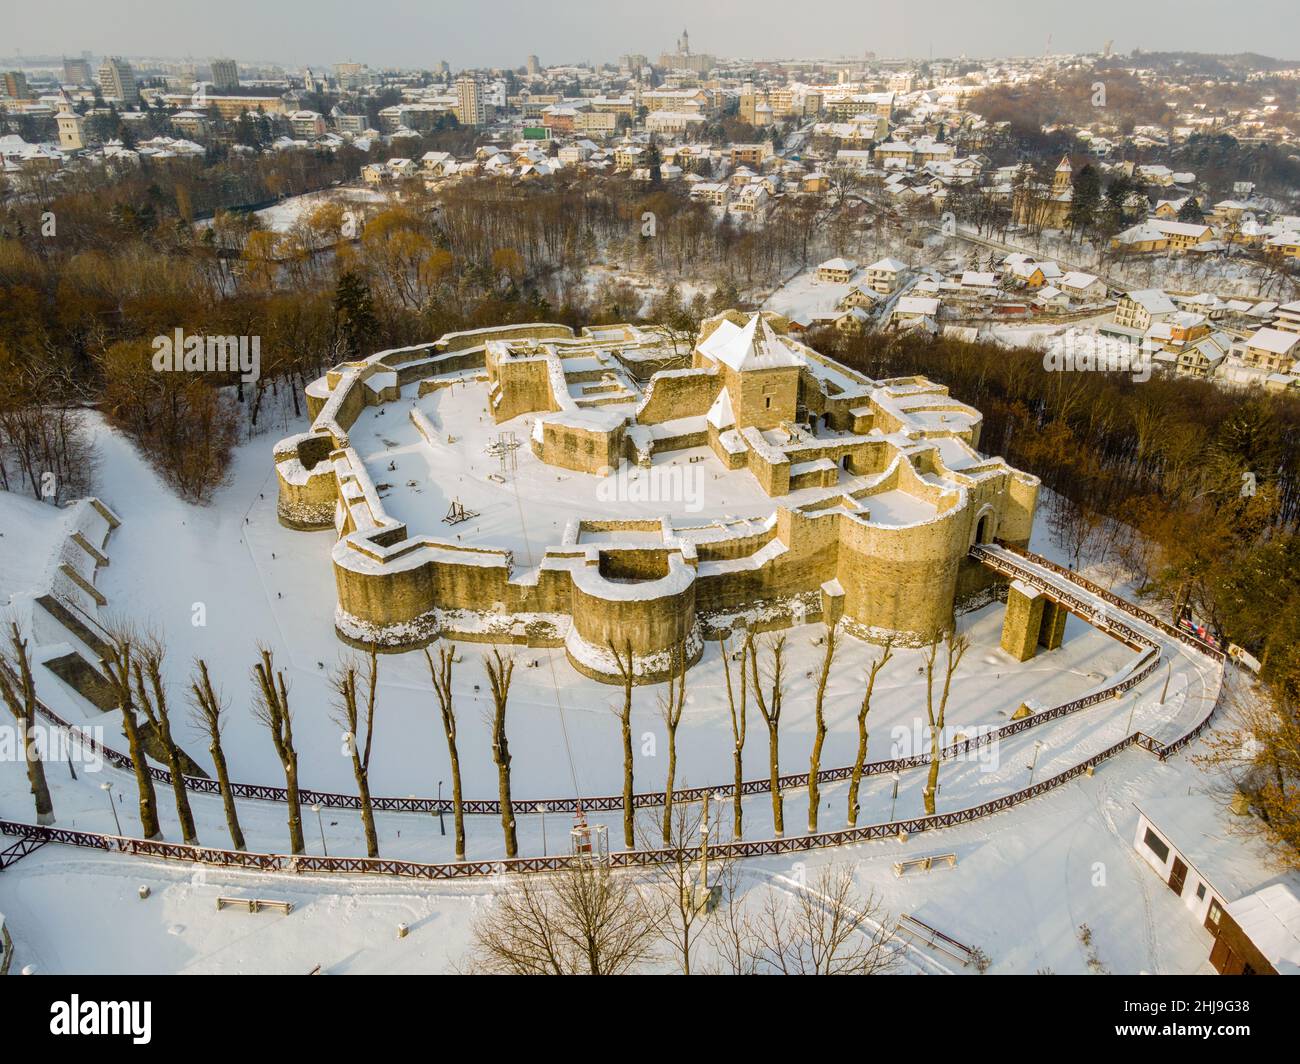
[437,780,446,837]
[100,781,122,835]
[312,803,328,856]
[1027,741,1045,786]
[537,804,547,856]
[889,771,901,822]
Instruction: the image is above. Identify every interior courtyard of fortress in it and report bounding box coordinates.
[273,311,1041,683]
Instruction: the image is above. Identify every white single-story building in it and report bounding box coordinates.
[1134,796,1300,975]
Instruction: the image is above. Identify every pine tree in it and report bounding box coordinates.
[1068,164,1102,236]
[645,134,662,185]
[333,270,378,358]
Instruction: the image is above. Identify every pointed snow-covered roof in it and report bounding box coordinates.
[698,314,804,373]
[706,386,735,429]
[867,256,908,273]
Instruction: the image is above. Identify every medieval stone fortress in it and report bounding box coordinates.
[274,311,1039,682]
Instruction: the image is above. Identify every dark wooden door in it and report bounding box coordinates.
[1169,857,1188,895]
[1209,936,1234,974]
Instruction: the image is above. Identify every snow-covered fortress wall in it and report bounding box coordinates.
[273,315,1039,683]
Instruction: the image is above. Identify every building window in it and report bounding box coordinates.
[1143,827,1170,863]
[1208,900,1222,927]
[1196,882,1207,900]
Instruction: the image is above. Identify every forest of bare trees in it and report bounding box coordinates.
[0,153,848,501]
[826,327,1300,864]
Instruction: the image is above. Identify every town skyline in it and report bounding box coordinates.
[4,0,1299,71]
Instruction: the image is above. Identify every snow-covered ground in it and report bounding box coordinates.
[355,382,780,564]
[762,266,861,322]
[0,743,1235,974]
[194,186,391,235]
[0,398,1265,975]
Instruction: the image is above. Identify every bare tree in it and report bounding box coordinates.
[1196,680,1300,869]
[719,633,748,840]
[331,644,380,858]
[252,646,304,854]
[469,859,657,974]
[922,630,970,816]
[751,864,900,975]
[749,634,786,837]
[638,798,728,975]
[484,648,518,858]
[188,658,245,850]
[132,635,199,844]
[101,629,162,840]
[659,641,687,847]
[425,642,465,862]
[807,624,838,833]
[847,639,894,828]
[705,860,760,975]
[0,623,55,825]
[608,638,636,850]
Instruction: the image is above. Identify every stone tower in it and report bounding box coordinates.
[55,92,84,151]
[1052,155,1073,194]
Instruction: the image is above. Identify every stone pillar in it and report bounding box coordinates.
[1039,599,1068,651]
[1001,580,1046,661]
[820,578,845,628]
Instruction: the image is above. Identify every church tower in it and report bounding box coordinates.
[55,92,85,151]
[1052,155,1073,194]
[679,27,690,55]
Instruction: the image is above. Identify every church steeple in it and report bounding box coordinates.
[55,90,85,151]
[679,27,690,55]
[1052,155,1073,192]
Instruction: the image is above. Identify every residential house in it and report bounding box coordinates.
[420,151,456,176]
[1175,332,1232,379]
[689,181,730,207]
[816,257,858,284]
[1114,290,1176,333]
[1272,301,1300,335]
[288,110,326,138]
[864,257,907,294]
[832,306,871,334]
[891,295,940,329]
[1242,327,1300,375]
[1057,271,1106,302]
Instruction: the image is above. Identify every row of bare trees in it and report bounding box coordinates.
[598,624,968,853]
[2,615,970,862]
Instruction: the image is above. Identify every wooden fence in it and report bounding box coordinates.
[0,544,1228,878]
[0,696,1222,881]
[11,543,1196,819]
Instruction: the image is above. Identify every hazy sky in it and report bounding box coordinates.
[5,0,1298,69]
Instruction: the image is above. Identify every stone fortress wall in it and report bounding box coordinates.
[274,313,1039,683]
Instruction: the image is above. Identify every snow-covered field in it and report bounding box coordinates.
[194,186,390,234]
[0,396,1265,975]
[355,381,781,564]
[761,265,870,323]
